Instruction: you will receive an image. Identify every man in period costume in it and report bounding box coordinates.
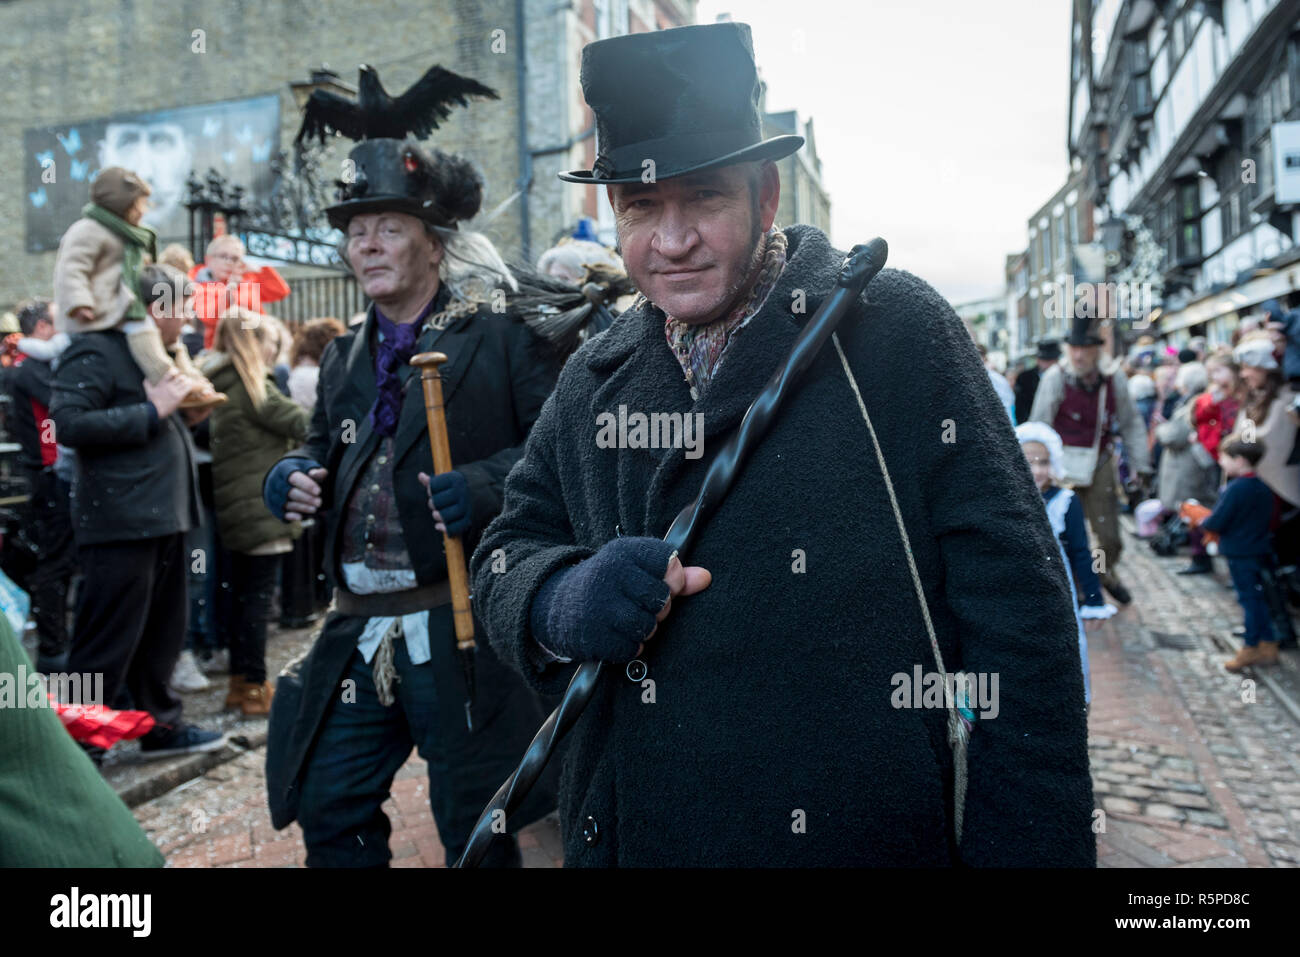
[261,120,563,866]
[1030,315,1152,606]
[470,22,1095,867]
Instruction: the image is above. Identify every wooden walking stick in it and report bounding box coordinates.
[411,351,477,730]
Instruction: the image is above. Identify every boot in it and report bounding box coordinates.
[224,675,247,710]
[1224,644,1278,672]
[180,377,228,411]
[1102,575,1132,606]
[239,680,274,717]
[1177,554,1214,575]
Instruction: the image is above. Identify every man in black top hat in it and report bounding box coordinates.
[1013,339,1060,426]
[471,23,1095,866]
[1030,316,1151,606]
[261,125,562,866]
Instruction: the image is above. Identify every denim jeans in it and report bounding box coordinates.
[1227,555,1273,646]
[297,641,522,868]
[184,508,216,655]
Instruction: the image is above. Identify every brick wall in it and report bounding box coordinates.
[1,0,524,310]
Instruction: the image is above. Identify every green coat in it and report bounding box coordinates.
[0,614,163,866]
[205,353,309,554]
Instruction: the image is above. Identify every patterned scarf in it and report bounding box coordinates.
[664,227,788,399]
[368,292,441,437]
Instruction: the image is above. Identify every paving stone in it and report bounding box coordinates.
[1158,791,1213,810]
[1117,785,1155,799]
[1265,843,1299,863]
[1110,761,1149,776]
[1102,796,1142,815]
[1144,803,1186,822]
[1163,836,1233,864]
[1185,810,1230,829]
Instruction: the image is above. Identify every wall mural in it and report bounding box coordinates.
[24,93,280,253]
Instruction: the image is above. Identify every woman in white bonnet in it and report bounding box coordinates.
[1016,420,1118,709]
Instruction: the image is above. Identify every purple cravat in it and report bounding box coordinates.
[369,297,437,437]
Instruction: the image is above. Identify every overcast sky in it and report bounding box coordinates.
[697,0,1073,305]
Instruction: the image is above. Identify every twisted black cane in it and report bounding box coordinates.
[456,238,889,867]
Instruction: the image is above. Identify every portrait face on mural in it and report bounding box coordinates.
[98,121,192,228]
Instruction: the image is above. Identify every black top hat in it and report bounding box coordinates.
[559,22,804,185]
[324,139,483,232]
[1065,315,1105,347]
[1036,339,1061,360]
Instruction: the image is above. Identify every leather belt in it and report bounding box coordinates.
[333,580,453,618]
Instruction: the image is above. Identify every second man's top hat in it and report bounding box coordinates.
[560,22,804,185]
[1066,315,1105,347]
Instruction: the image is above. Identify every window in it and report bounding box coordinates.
[1177,180,1201,262]
[1129,74,1154,116]
[1128,39,1150,75]
[1069,204,1079,247]
[1161,193,1177,265]
[1218,146,1245,243]
[1244,65,1293,206]
[1055,214,1067,263]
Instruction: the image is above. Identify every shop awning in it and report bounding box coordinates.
[1155,263,1300,335]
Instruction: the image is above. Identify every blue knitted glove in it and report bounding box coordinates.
[530,537,677,664]
[264,456,323,521]
[425,469,472,536]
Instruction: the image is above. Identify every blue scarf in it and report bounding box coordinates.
[368,294,441,437]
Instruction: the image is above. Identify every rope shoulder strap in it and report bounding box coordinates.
[830,331,970,848]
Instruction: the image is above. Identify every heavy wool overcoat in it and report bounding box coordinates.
[263,294,565,839]
[471,225,1096,867]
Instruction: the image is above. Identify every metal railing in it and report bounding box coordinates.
[271,273,368,326]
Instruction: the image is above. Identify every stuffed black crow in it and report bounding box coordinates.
[295,63,499,147]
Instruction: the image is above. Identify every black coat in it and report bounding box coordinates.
[9,347,54,472]
[472,225,1095,867]
[1013,365,1040,426]
[49,331,201,547]
[264,294,565,840]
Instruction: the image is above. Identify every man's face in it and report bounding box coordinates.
[150,294,192,348]
[1068,344,1100,377]
[31,302,55,341]
[99,122,190,228]
[207,240,245,283]
[608,163,780,325]
[346,212,443,302]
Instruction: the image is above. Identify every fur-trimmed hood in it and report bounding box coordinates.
[17,333,70,363]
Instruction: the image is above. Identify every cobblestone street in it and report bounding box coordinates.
[129,521,1300,868]
[1088,518,1300,867]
